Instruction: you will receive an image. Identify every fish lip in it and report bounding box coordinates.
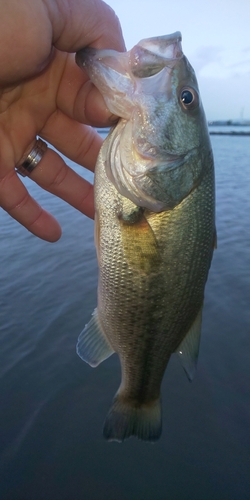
[75,47,129,76]
[133,31,183,62]
[75,47,97,68]
[76,31,182,61]
[76,47,92,61]
[75,32,183,77]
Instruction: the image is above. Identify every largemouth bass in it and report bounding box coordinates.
[76,32,215,442]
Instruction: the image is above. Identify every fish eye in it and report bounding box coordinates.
[180,88,199,110]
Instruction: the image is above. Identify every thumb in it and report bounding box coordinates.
[47,0,126,52]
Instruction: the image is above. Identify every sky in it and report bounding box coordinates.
[106,0,250,121]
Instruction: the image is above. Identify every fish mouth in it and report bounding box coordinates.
[129,32,183,77]
[76,31,183,77]
[75,33,183,118]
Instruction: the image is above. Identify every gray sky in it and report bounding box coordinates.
[106,0,250,121]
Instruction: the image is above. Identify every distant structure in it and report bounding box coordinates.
[208,119,250,126]
[96,124,250,137]
[208,120,250,136]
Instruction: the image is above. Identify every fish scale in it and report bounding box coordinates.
[96,143,214,354]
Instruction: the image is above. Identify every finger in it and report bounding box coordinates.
[26,145,95,220]
[41,109,104,169]
[0,170,61,242]
[73,80,119,126]
[57,60,119,126]
[48,0,126,53]
[50,47,119,126]
[0,2,53,85]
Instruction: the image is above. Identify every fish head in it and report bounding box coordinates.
[76,33,213,212]
[76,32,183,119]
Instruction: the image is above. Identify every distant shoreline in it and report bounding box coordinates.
[209,131,250,136]
[96,129,250,137]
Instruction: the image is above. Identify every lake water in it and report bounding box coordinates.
[0,131,250,499]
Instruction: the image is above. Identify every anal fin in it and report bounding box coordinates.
[175,307,203,381]
[77,309,114,367]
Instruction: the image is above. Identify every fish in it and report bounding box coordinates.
[75,32,215,442]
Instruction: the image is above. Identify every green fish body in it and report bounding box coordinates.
[76,32,215,442]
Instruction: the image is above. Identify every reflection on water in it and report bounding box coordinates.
[0,135,250,499]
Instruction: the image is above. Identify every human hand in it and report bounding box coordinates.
[0,0,125,241]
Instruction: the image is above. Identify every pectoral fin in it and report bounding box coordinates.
[175,307,203,381]
[77,309,114,367]
[119,201,161,273]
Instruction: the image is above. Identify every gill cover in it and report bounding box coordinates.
[76,32,207,212]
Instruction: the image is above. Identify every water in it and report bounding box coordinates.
[0,133,250,499]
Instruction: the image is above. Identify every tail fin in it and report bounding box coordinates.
[103,395,162,442]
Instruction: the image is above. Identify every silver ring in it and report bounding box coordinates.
[15,138,47,177]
